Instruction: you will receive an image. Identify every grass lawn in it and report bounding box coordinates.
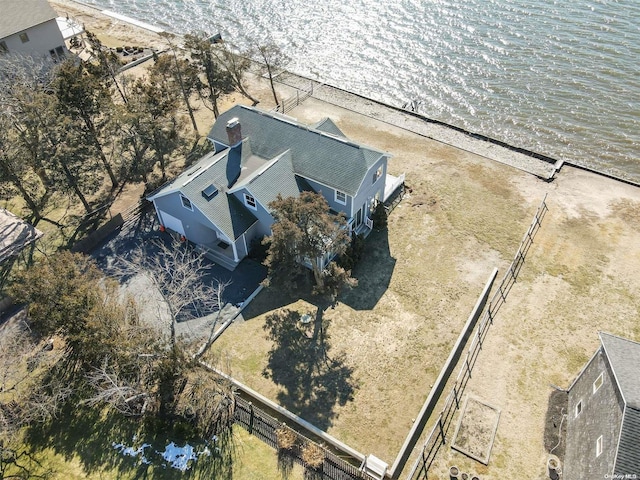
[9,405,300,480]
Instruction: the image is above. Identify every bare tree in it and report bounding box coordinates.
[83,356,156,416]
[158,33,200,133]
[255,41,290,107]
[118,239,228,353]
[211,42,259,106]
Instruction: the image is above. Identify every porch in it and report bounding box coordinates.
[350,216,374,238]
[196,239,240,271]
[383,173,405,202]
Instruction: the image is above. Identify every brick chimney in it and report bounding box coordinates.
[226,118,242,147]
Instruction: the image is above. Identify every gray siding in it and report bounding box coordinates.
[230,187,274,238]
[565,349,623,480]
[1,19,65,59]
[301,177,352,217]
[351,157,387,220]
[242,221,264,258]
[154,193,224,244]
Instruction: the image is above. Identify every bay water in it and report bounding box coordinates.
[84,0,640,182]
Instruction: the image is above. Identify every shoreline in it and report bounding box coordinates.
[52,0,639,188]
[298,78,640,188]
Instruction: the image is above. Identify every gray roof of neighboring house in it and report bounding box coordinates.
[616,407,640,474]
[208,105,388,197]
[0,0,58,39]
[600,332,640,474]
[148,150,258,240]
[601,332,640,409]
[0,209,43,263]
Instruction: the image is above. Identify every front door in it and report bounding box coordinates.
[355,207,363,227]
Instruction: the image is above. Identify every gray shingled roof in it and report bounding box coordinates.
[600,332,640,474]
[0,0,58,39]
[208,105,387,197]
[0,209,43,263]
[616,407,640,475]
[230,150,302,209]
[601,332,640,409]
[149,150,258,240]
[313,118,347,138]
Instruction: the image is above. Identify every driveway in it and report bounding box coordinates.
[91,210,267,337]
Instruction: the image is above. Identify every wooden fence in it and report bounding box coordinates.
[234,396,376,480]
[273,82,316,114]
[406,194,548,480]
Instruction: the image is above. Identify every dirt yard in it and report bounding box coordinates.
[210,94,640,479]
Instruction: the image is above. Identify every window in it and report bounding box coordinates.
[575,400,582,418]
[596,435,603,457]
[180,195,192,210]
[19,32,29,43]
[335,190,346,205]
[0,41,8,54]
[244,193,257,210]
[593,373,603,394]
[373,165,383,184]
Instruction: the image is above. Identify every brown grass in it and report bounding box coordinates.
[30,9,640,476]
[211,97,640,479]
[276,426,298,452]
[300,442,325,470]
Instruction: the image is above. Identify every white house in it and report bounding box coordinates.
[0,0,67,61]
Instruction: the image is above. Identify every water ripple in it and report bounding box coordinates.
[83,0,640,181]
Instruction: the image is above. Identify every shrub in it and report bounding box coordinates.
[338,233,366,270]
[275,425,298,451]
[371,201,388,229]
[301,442,325,470]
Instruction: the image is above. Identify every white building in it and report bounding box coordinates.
[0,0,67,61]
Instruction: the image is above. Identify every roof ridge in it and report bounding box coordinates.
[600,331,640,347]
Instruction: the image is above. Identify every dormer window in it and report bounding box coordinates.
[335,190,347,205]
[19,32,29,43]
[181,195,193,210]
[244,193,257,210]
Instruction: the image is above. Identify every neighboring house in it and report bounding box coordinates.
[564,332,640,479]
[148,105,400,270]
[0,209,43,265]
[0,0,67,61]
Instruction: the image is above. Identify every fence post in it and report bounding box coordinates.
[249,401,254,434]
[438,416,445,444]
[453,384,459,409]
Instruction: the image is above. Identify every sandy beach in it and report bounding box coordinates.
[46,1,640,479]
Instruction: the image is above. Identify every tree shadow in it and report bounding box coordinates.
[262,307,358,430]
[23,403,235,479]
[339,228,395,310]
[24,404,143,477]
